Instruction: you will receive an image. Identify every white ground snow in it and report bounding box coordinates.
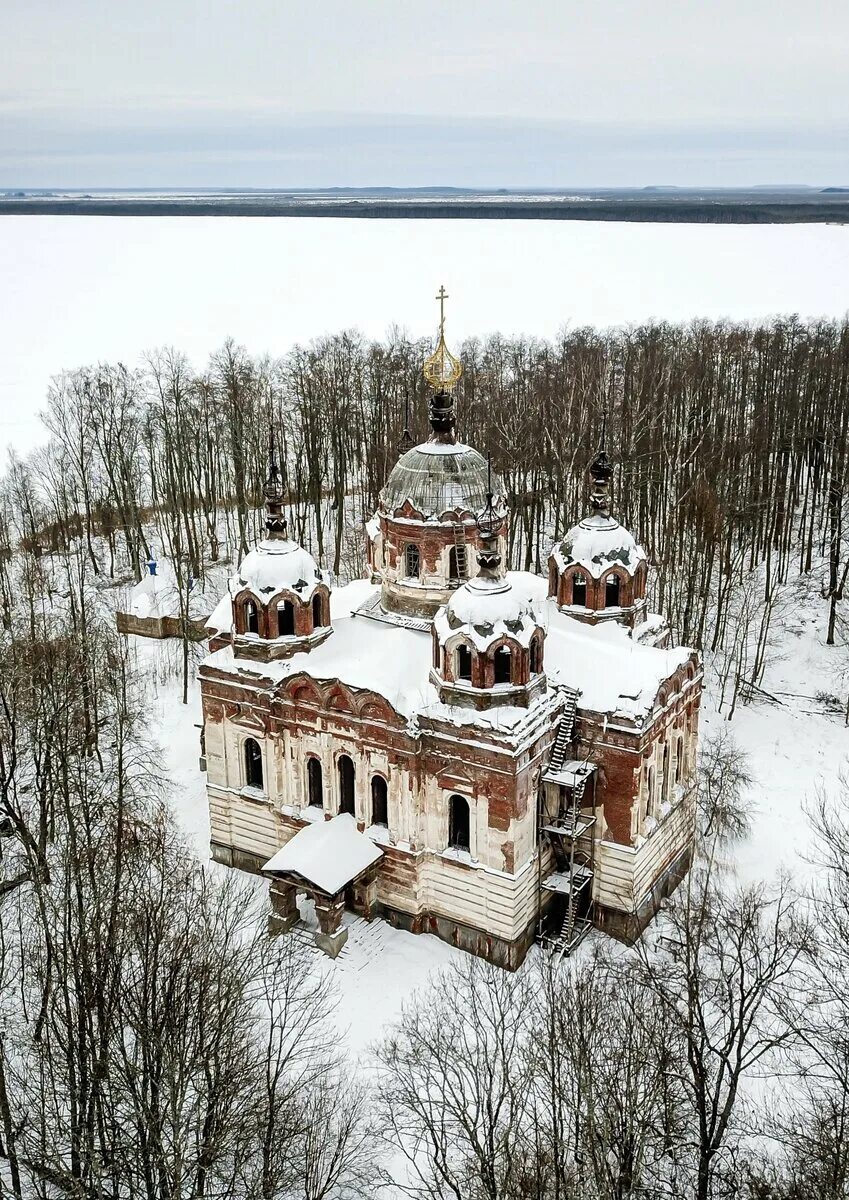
[2,215,849,454]
[702,587,849,888]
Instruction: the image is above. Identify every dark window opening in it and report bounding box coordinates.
[312,593,323,629]
[278,600,295,637]
[571,574,587,607]
[646,767,655,816]
[530,637,542,674]
[244,738,263,789]
[662,742,670,801]
[676,736,685,784]
[245,599,259,635]
[405,544,420,578]
[338,754,355,815]
[456,644,472,681]
[605,574,621,608]
[371,775,388,826]
[448,794,470,852]
[493,646,512,685]
[307,757,323,808]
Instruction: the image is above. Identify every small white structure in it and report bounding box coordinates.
[116,558,211,640]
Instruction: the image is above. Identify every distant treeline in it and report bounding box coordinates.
[3,195,849,222]
[2,317,847,697]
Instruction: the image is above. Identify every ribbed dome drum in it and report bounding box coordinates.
[380,441,506,521]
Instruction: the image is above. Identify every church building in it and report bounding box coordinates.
[198,294,702,967]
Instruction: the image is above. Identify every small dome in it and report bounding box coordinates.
[555,513,646,580]
[381,441,506,521]
[231,538,324,600]
[436,573,541,652]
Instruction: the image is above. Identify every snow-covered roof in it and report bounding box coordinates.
[206,590,233,635]
[231,538,324,602]
[262,813,383,894]
[123,560,212,621]
[204,578,435,718]
[553,513,647,579]
[128,570,178,620]
[435,573,541,652]
[380,439,507,520]
[201,574,694,728]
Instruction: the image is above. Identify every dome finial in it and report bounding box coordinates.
[423,286,462,445]
[264,429,288,540]
[398,386,414,452]
[475,451,505,578]
[589,441,614,518]
[423,286,463,392]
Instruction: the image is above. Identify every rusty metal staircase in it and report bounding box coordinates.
[547,688,580,772]
[537,690,596,959]
[557,777,587,951]
[452,523,468,580]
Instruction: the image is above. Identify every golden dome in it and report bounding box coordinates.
[423,285,463,391]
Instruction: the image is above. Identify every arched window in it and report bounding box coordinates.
[449,546,464,581]
[662,742,670,802]
[529,636,542,674]
[312,593,323,629]
[371,775,388,826]
[244,599,259,635]
[307,757,323,808]
[493,645,512,685]
[646,767,655,818]
[278,600,295,637]
[675,735,685,784]
[571,573,587,607]
[456,644,472,682]
[244,738,263,789]
[338,754,355,815]
[404,544,420,578]
[448,794,470,852]
[605,573,621,608]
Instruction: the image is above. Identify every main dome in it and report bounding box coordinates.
[380,441,506,521]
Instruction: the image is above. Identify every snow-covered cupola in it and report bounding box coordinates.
[230,441,332,663]
[431,493,546,711]
[549,444,648,630]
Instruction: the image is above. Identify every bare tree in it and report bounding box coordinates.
[635,878,810,1200]
[375,955,531,1200]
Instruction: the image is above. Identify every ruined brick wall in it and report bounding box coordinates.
[116,612,208,640]
[200,656,559,948]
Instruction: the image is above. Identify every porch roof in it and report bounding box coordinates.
[262,813,383,896]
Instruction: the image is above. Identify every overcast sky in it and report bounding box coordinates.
[3,0,848,188]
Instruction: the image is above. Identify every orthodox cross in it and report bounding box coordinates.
[436,284,449,334]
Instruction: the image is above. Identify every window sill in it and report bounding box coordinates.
[299,805,326,823]
[240,786,268,804]
[441,847,478,867]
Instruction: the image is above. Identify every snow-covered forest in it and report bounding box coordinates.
[1,316,848,1197]
[11,316,849,711]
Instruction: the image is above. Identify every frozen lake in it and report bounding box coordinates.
[1,215,848,456]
